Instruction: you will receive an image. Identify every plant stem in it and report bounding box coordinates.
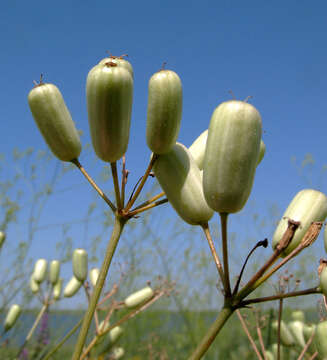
[71,159,116,213]
[277,298,283,360]
[111,162,122,210]
[121,155,128,207]
[188,306,234,360]
[128,198,168,217]
[131,192,165,211]
[220,213,231,297]
[201,223,225,285]
[42,318,82,360]
[72,216,127,360]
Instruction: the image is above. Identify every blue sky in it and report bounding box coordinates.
[1,1,327,306]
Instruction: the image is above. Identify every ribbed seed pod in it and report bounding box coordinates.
[203,100,262,214]
[291,310,305,322]
[264,351,274,360]
[30,276,39,294]
[49,260,60,285]
[257,139,266,165]
[0,231,5,249]
[271,344,285,359]
[4,304,21,332]
[324,225,327,253]
[124,286,154,308]
[72,248,88,282]
[315,321,327,358]
[63,276,83,297]
[188,130,208,170]
[272,320,295,346]
[33,259,48,284]
[28,83,81,161]
[89,267,100,287]
[153,143,213,225]
[98,57,133,78]
[86,63,133,162]
[146,69,182,154]
[272,189,327,256]
[53,278,63,301]
[288,320,305,347]
[320,267,327,297]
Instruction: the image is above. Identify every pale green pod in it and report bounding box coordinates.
[86,63,133,162]
[72,248,88,282]
[257,139,266,165]
[63,276,83,298]
[288,320,305,347]
[203,100,262,214]
[324,226,327,253]
[272,320,295,346]
[94,326,124,356]
[272,189,327,256]
[264,350,274,360]
[188,130,208,170]
[28,83,81,161]
[153,143,213,225]
[33,259,47,284]
[30,276,39,294]
[4,304,21,332]
[98,320,110,333]
[271,343,285,359]
[49,260,60,285]
[291,310,305,322]
[146,70,182,154]
[98,57,133,78]
[89,267,100,287]
[0,231,5,249]
[53,278,63,301]
[320,267,327,297]
[110,347,125,359]
[124,286,154,308]
[303,324,316,354]
[315,321,327,359]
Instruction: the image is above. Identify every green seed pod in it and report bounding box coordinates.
[110,347,125,360]
[153,143,214,225]
[203,100,262,214]
[124,286,154,308]
[272,320,295,346]
[291,310,305,322]
[94,326,124,356]
[98,56,133,78]
[288,320,305,347]
[4,304,21,332]
[303,324,316,354]
[324,225,327,253]
[320,267,327,297]
[53,278,63,301]
[89,267,100,287]
[0,231,5,249]
[30,276,39,294]
[146,69,182,154]
[264,350,274,360]
[188,130,208,170]
[315,321,327,358]
[272,189,327,256]
[86,63,133,162]
[271,343,285,359]
[257,139,266,166]
[28,83,82,161]
[33,259,47,284]
[73,248,88,282]
[63,276,83,298]
[49,260,60,285]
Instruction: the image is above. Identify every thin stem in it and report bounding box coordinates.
[298,329,315,360]
[256,316,267,360]
[201,223,225,285]
[188,307,234,360]
[42,318,83,360]
[111,162,122,210]
[71,159,116,213]
[121,155,128,207]
[220,213,231,297]
[128,198,168,217]
[236,310,263,360]
[240,287,320,306]
[131,192,165,211]
[125,154,158,212]
[72,216,127,360]
[277,299,283,360]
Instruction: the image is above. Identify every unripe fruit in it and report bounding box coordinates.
[272,189,327,256]
[264,350,274,360]
[271,343,285,359]
[315,321,327,358]
[30,276,39,294]
[320,267,327,297]
[124,286,154,308]
[89,267,100,287]
[203,100,262,214]
[288,320,305,347]
[53,278,63,301]
[291,310,305,322]
[49,260,60,285]
[303,324,316,354]
[324,225,327,253]
[110,347,125,359]
[28,83,82,161]
[0,231,5,249]
[272,320,295,346]
[63,276,83,297]
[153,143,213,225]
[188,130,208,170]
[4,304,21,332]
[33,259,47,284]
[86,63,133,162]
[72,248,88,282]
[94,326,124,356]
[257,139,266,165]
[98,56,133,78]
[146,70,182,154]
